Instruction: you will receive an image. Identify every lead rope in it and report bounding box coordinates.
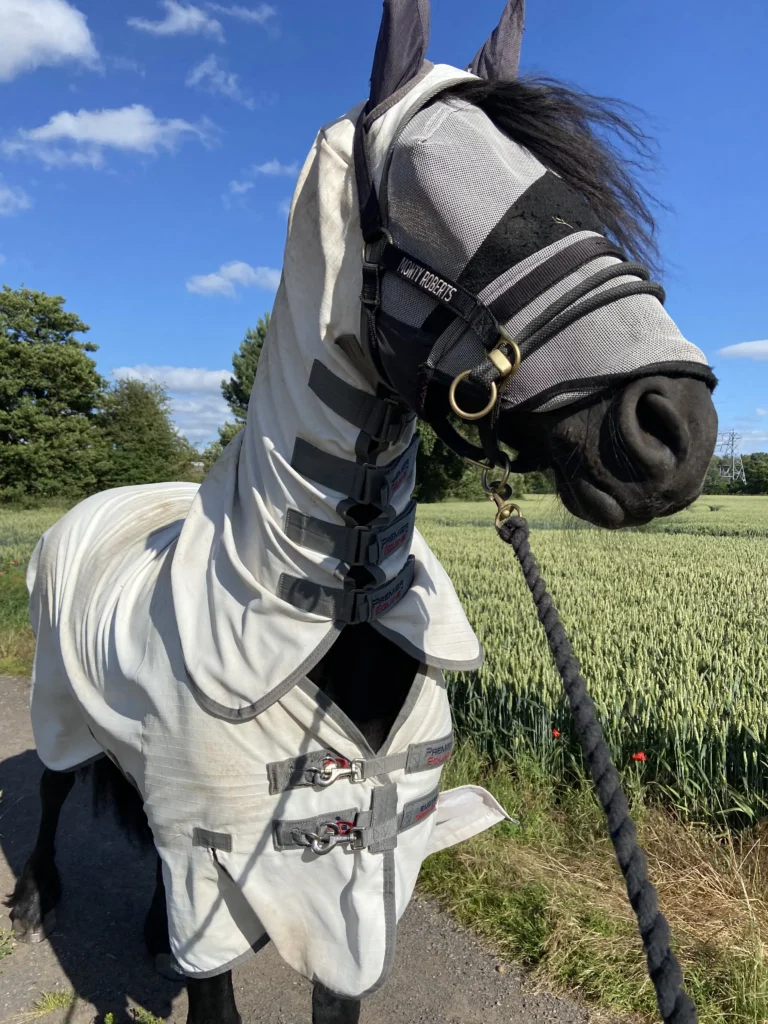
[485,484,696,1024]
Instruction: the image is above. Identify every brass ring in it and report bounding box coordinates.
[481,460,511,495]
[448,371,498,421]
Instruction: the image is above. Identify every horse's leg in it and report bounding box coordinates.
[9,767,75,942]
[312,984,361,1024]
[186,972,241,1024]
[144,853,182,979]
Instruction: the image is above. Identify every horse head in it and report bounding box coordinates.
[356,0,718,529]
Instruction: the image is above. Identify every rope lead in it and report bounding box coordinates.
[497,513,697,1024]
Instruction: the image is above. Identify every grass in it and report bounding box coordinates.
[0,505,67,675]
[2,992,77,1023]
[419,743,768,1023]
[102,1008,165,1023]
[0,928,16,960]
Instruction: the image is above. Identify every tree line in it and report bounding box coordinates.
[1,284,765,503]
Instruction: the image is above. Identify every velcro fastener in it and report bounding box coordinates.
[308,361,413,445]
[291,433,419,507]
[284,500,416,566]
[278,556,415,624]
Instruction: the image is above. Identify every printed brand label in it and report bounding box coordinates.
[413,793,439,824]
[370,577,407,618]
[380,521,411,559]
[397,257,457,303]
[390,455,411,497]
[425,739,453,767]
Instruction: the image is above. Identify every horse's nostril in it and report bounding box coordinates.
[618,380,690,478]
[635,391,690,459]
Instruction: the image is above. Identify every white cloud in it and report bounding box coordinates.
[207,3,275,24]
[186,260,281,297]
[110,55,146,76]
[111,364,232,443]
[0,0,99,82]
[112,364,231,392]
[278,196,291,217]
[0,254,6,265]
[2,105,216,169]
[252,159,298,177]
[127,1,223,41]
[186,54,255,109]
[717,340,768,361]
[757,409,768,417]
[0,176,32,215]
[229,179,254,194]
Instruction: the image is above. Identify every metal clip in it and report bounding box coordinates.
[291,821,363,856]
[313,757,364,788]
[480,455,520,528]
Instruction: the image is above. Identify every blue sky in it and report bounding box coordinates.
[0,0,766,450]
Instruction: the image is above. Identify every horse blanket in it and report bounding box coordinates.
[26,62,509,1000]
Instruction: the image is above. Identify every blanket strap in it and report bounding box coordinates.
[291,434,419,508]
[272,784,440,855]
[266,732,454,794]
[278,555,414,624]
[308,361,414,445]
[284,500,416,566]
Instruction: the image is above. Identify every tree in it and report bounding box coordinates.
[702,456,729,495]
[221,314,270,423]
[94,379,195,490]
[0,285,106,502]
[201,316,270,468]
[739,452,768,495]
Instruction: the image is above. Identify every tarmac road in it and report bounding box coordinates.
[0,674,591,1024]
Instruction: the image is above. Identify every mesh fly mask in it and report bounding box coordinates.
[354,86,716,471]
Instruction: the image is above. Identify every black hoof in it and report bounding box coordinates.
[11,908,57,944]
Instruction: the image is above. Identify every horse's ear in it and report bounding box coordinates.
[369,0,430,110]
[467,0,524,80]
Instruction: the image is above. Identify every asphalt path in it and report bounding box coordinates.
[0,674,590,1024]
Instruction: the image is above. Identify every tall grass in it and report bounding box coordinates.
[418,496,768,824]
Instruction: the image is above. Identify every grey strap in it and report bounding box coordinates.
[266,748,340,795]
[193,827,233,852]
[399,786,440,833]
[278,556,415,624]
[309,361,414,445]
[291,434,419,507]
[284,500,416,566]
[273,784,441,853]
[368,782,399,853]
[266,732,454,794]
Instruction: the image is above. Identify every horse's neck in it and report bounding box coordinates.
[309,625,418,753]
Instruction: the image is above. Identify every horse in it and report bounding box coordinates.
[8,2,717,1023]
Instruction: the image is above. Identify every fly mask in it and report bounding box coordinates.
[354,0,716,475]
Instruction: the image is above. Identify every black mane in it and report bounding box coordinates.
[441,77,661,274]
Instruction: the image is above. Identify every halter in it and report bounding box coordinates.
[353,97,667,476]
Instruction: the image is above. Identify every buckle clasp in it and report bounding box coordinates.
[291,820,364,856]
[313,757,364,788]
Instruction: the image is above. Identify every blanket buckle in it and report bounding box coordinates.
[313,757,364,787]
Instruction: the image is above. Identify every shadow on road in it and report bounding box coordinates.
[0,747,186,1022]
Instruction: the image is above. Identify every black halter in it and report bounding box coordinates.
[352,100,667,473]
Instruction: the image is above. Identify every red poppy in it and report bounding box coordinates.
[551,728,561,738]
[631,752,647,763]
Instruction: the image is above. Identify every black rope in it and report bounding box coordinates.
[497,513,697,1024]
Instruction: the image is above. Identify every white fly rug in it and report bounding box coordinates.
[26,64,510,999]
